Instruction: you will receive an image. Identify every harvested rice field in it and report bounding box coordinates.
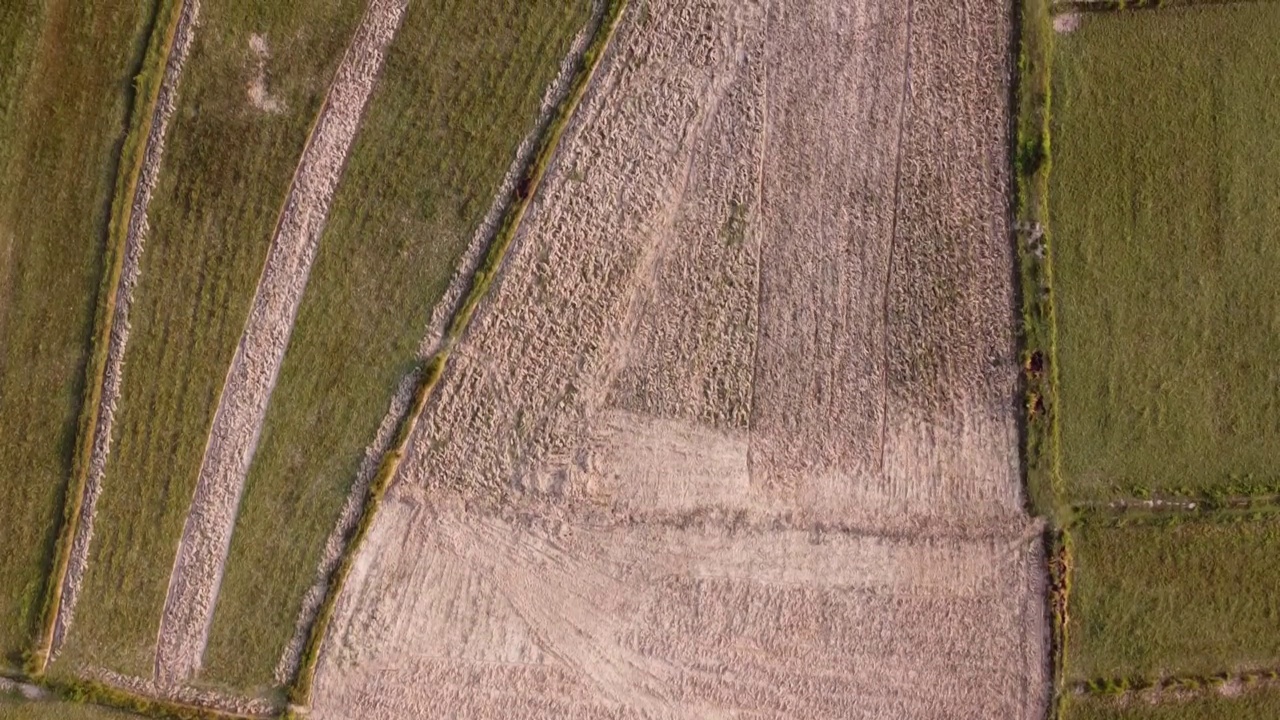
[1050,2,1280,503]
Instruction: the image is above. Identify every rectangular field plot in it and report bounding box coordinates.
[1064,687,1280,720]
[1067,518,1280,682]
[0,0,150,666]
[1050,3,1280,501]
[199,0,591,689]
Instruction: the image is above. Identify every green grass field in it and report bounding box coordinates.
[199,0,593,691]
[53,0,365,678]
[1063,687,1280,720]
[1067,518,1280,682]
[1050,3,1280,502]
[0,0,153,667]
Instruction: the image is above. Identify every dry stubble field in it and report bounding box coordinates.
[312,0,1047,717]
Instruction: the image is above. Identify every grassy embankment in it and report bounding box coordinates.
[0,0,155,668]
[282,0,630,706]
[0,694,140,720]
[1051,4,1280,504]
[52,0,365,679]
[200,0,593,692]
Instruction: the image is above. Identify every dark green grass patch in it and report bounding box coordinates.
[1050,3,1280,502]
[1063,686,1280,720]
[53,0,364,679]
[1066,518,1280,682]
[200,0,593,691]
[0,0,152,668]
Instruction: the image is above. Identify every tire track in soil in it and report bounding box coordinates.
[153,0,409,685]
[50,0,202,660]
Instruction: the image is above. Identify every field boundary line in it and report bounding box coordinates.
[1051,0,1276,14]
[154,0,410,685]
[30,0,196,675]
[281,0,632,708]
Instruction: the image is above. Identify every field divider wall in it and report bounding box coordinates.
[1013,0,1064,713]
[31,0,197,675]
[283,0,631,708]
[153,0,411,685]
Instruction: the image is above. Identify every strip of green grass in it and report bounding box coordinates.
[53,0,364,679]
[1051,3,1280,502]
[0,0,154,668]
[1063,687,1280,720]
[200,0,593,692]
[1067,518,1280,681]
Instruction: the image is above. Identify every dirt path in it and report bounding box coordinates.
[50,0,201,659]
[153,0,408,685]
[269,3,608,685]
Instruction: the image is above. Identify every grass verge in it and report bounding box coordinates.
[52,0,365,679]
[200,0,594,690]
[0,0,158,671]
[1051,3,1280,502]
[284,0,631,705]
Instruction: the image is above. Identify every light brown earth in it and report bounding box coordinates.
[52,0,202,658]
[154,0,409,684]
[312,0,1045,716]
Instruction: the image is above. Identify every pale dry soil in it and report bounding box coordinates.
[313,0,1045,716]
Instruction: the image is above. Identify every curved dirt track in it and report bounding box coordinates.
[154,0,409,684]
[312,0,1047,717]
[51,0,202,658]
[272,2,608,685]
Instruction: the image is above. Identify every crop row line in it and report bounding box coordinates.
[280,0,632,711]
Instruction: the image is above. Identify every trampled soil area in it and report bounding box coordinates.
[311,0,1043,716]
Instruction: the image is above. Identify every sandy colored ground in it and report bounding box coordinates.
[154,0,408,684]
[313,0,1045,716]
[52,0,202,658]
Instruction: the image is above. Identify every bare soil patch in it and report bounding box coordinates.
[312,0,1043,715]
[153,0,408,684]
